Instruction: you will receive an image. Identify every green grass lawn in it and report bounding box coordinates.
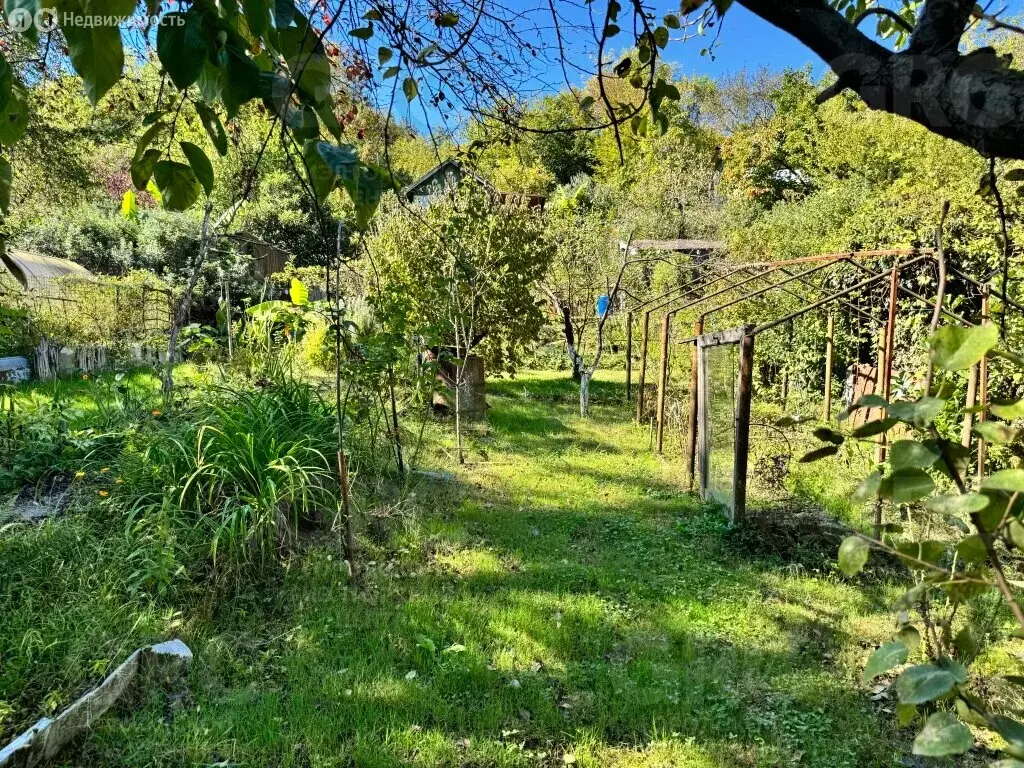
[3,370,948,766]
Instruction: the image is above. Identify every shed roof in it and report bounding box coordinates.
[0,249,93,291]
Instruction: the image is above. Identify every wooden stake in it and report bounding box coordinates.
[874,266,899,538]
[636,311,651,423]
[733,330,755,526]
[685,317,704,490]
[823,312,834,422]
[337,450,357,580]
[978,287,991,480]
[625,311,633,403]
[962,363,979,448]
[656,313,671,454]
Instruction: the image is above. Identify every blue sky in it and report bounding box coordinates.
[389,1,1024,135]
[663,4,824,78]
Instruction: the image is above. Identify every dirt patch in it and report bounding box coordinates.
[726,502,903,576]
[3,474,73,524]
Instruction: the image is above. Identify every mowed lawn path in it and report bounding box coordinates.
[77,372,907,768]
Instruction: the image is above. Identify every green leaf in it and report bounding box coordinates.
[436,11,459,26]
[983,469,1024,492]
[956,534,987,565]
[974,421,1019,443]
[912,712,973,756]
[895,664,958,704]
[349,25,373,39]
[895,540,946,566]
[278,24,333,106]
[342,163,384,229]
[316,141,358,177]
[156,10,207,91]
[991,399,1024,420]
[838,535,869,577]
[403,77,419,102]
[0,52,12,114]
[179,142,214,196]
[953,626,979,660]
[890,440,940,470]
[290,277,309,305]
[382,66,400,79]
[896,703,917,726]
[664,13,680,28]
[378,46,393,65]
[195,102,228,157]
[851,417,898,438]
[898,625,921,652]
[1005,168,1024,181]
[131,147,162,191]
[800,445,839,462]
[579,95,595,111]
[0,81,27,147]
[272,0,294,28]
[223,46,262,118]
[839,393,888,421]
[303,139,336,202]
[286,105,320,141]
[243,0,270,36]
[879,468,935,504]
[1008,520,1024,550]
[994,716,1024,752]
[863,641,908,682]
[852,470,882,503]
[813,426,845,445]
[153,160,201,211]
[931,323,999,371]
[0,155,10,215]
[120,188,137,220]
[653,25,669,48]
[887,398,946,428]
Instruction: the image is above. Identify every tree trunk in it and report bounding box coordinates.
[164,203,214,395]
[579,370,591,417]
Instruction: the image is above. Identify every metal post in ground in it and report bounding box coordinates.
[625,311,633,403]
[873,265,899,537]
[685,317,704,490]
[733,330,755,526]
[636,311,651,423]
[823,312,834,421]
[656,312,671,454]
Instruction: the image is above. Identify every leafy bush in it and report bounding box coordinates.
[799,322,1024,760]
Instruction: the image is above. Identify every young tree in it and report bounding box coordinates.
[368,180,553,454]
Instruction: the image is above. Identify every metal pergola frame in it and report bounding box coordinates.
[672,249,1019,524]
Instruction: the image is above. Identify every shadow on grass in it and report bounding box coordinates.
[66,372,903,768]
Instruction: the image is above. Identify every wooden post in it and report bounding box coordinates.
[625,311,633,403]
[733,330,755,525]
[978,287,991,480]
[656,312,671,454]
[962,364,979,447]
[636,311,651,422]
[337,450,357,580]
[685,317,705,490]
[874,266,899,537]
[823,312,834,422]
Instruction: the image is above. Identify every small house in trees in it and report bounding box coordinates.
[403,159,546,210]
